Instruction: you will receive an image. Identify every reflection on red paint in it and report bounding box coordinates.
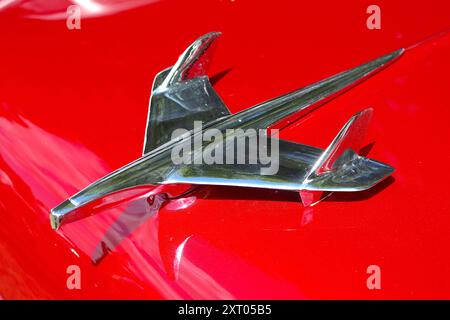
[0,104,110,208]
[0,0,160,20]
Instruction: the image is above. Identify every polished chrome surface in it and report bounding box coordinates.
[50,33,403,230]
[143,32,231,154]
[167,108,393,192]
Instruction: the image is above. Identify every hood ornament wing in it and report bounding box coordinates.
[50,32,403,230]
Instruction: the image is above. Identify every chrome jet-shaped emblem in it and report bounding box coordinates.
[50,32,403,230]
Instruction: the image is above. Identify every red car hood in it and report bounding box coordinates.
[0,0,449,299]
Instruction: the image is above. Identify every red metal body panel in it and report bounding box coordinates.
[0,0,449,299]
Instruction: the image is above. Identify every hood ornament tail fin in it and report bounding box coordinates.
[143,32,230,154]
[299,108,392,206]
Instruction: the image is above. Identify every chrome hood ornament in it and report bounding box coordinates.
[50,32,403,230]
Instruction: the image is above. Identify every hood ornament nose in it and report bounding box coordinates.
[50,32,403,230]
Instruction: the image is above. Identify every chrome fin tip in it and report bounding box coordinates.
[305,108,374,181]
[301,108,394,195]
[374,48,405,68]
[143,31,229,154]
[163,31,222,85]
[393,48,405,57]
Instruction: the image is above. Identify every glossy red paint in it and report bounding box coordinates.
[0,0,449,299]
